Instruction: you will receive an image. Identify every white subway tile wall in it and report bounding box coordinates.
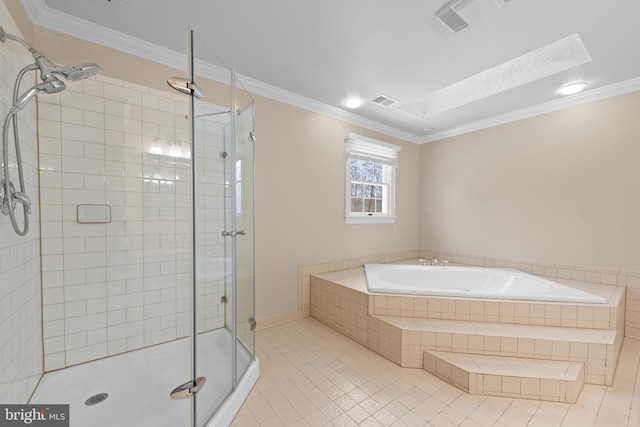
[0,2,43,403]
[38,73,230,370]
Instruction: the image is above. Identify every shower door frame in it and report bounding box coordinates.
[187,30,258,427]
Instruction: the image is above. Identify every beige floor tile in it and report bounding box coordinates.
[346,405,372,424]
[358,417,385,427]
[232,318,640,426]
[459,419,484,427]
[399,410,429,426]
[429,414,458,427]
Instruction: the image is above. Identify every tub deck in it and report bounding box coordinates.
[310,262,626,401]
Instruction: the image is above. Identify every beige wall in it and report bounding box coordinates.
[8,8,421,321]
[419,91,640,272]
[255,102,420,317]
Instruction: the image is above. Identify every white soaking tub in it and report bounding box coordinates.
[364,263,606,304]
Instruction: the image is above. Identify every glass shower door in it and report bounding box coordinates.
[190,32,235,427]
[234,94,256,381]
[188,31,257,426]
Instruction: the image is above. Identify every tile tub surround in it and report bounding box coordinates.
[297,249,420,309]
[310,261,625,398]
[300,249,639,338]
[422,249,640,339]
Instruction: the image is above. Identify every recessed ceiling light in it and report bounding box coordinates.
[344,98,363,109]
[560,82,588,95]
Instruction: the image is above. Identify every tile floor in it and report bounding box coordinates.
[231,317,640,426]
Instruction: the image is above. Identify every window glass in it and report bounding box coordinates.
[344,134,400,224]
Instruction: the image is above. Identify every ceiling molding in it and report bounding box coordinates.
[420,76,640,144]
[17,0,640,146]
[19,0,423,144]
[234,73,424,144]
[20,0,188,72]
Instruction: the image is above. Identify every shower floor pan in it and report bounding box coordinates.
[30,329,257,427]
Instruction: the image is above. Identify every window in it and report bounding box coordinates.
[345,133,400,224]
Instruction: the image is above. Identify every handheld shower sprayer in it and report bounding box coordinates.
[10,78,66,114]
[0,26,101,235]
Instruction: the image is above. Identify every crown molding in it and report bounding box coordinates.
[19,0,424,144]
[19,0,188,71]
[18,0,640,146]
[233,72,424,143]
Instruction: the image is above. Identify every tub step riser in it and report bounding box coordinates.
[367,316,620,385]
[370,295,622,331]
[422,351,585,403]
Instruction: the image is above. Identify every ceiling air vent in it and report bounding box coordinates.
[371,94,398,107]
[437,7,469,32]
[436,0,502,33]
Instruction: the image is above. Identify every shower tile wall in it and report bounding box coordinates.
[0,2,42,403]
[38,75,229,371]
[0,3,43,403]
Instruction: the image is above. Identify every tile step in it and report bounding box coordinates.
[423,350,584,403]
[374,315,616,344]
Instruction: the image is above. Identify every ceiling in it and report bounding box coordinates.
[19,0,640,143]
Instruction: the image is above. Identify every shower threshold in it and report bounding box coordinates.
[30,328,258,427]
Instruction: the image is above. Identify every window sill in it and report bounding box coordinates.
[345,216,396,225]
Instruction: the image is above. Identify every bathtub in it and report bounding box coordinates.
[364,263,606,304]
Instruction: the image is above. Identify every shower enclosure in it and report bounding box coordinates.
[0,3,257,425]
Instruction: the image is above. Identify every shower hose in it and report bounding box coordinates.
[2,65,34,236]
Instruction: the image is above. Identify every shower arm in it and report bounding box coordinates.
[0,28,37,54]
[11,65,36,187]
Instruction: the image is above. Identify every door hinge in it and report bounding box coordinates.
[170,377,206,400]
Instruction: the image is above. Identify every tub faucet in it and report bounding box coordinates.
[431,257,448,266]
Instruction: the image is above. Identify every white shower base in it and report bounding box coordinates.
[30,329,258,427]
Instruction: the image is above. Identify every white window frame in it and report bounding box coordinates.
[345,133,400,225]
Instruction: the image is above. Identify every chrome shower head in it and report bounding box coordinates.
[33,53,101,82]
[66,63,101,81]
[10,78,66,114]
